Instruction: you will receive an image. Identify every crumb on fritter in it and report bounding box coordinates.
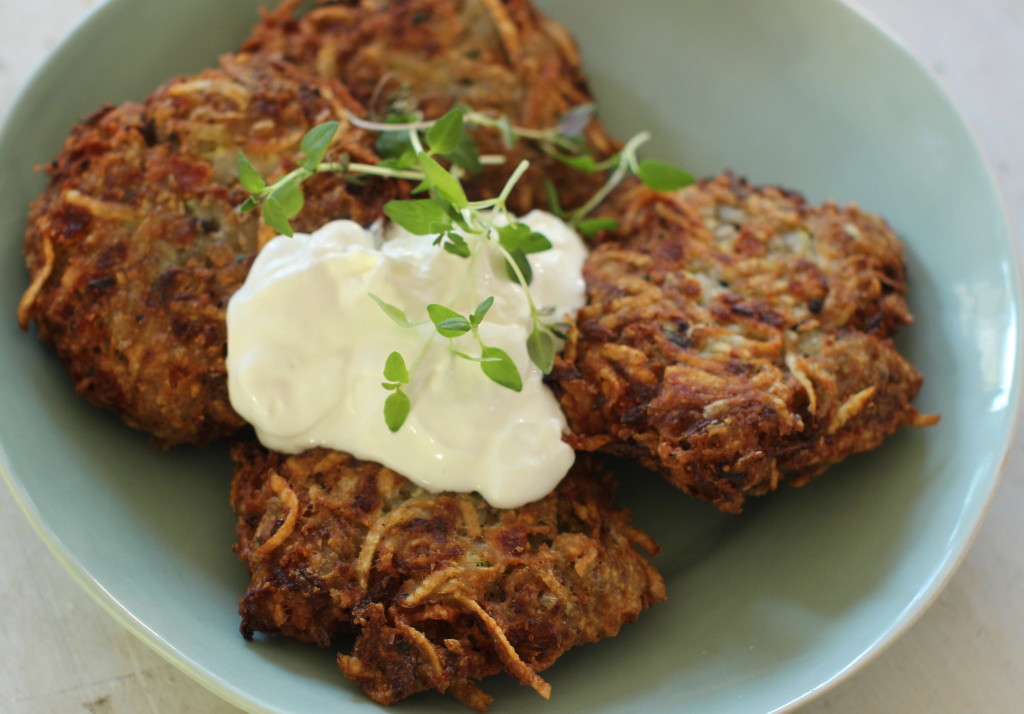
[552,174,939,513]
[19,54,396,446]
[231,442,665,711]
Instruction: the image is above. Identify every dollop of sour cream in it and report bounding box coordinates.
[226,210,587,508]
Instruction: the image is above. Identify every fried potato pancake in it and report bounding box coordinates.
[242,0,617,213]
[231,442,665,710]
[552,174,938,513]
[20,0,615,446]
[19,55,395,445]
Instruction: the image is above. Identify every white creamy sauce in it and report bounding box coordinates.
[226,210,587,508]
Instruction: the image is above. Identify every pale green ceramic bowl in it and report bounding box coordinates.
[0,1,1018,712]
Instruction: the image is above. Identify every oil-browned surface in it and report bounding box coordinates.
[231,443,665,710]
[242,0,616,213]
[19,55,395,445]
[553,174,937,513]
[20,0,617,447]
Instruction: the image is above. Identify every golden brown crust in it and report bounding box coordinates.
[231,443,665,709]
[241,0,617,213]
[21,0,619,446]
[552,174,936,512]
[20,55,395,445]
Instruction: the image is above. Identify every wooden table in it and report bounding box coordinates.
[2,1,1022,711]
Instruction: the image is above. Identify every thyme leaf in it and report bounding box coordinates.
[300,121,338,171]
[384,389,411,432]
[479,346,522,392]
[383,199,452,235]
[637,158,694,192]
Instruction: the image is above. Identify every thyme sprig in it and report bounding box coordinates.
[381,351,412,432]
[236,104,693,431]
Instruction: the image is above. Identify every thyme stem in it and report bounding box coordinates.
[569,131,651,224]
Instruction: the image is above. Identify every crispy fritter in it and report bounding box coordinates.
[231,442,665,711]
[552,174,938,513]
[19,54,395,445]
[242,0,616,213]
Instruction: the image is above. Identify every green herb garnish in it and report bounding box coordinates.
[381,351,412,432]
[238,105,692,430]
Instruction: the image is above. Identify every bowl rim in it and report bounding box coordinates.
[1,1,1021,713]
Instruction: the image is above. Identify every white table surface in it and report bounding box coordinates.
[2,1,1022,712]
